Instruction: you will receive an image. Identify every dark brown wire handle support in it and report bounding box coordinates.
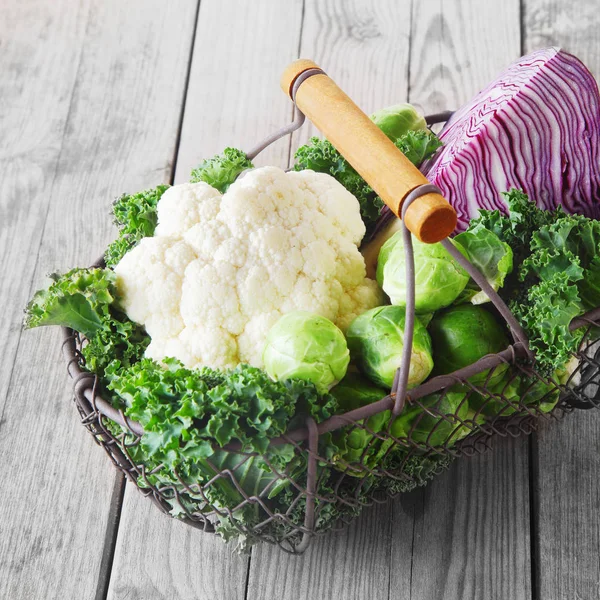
[295,416,320,552]
[390,185,442,415]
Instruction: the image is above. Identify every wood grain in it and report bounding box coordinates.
[173,0,305,181]
[398,2,531,599]
[0,1,198,598]
[0,0,90,430]
[247,502,395,600]
[291,0,413,149]
[531,414,600,600]
[523,4,600,597]
[401,440,532,600]
[105,1,305,598]
[107,484,250,600]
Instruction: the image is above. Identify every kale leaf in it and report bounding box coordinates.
[190,147,254,193]
[105,184,170,267]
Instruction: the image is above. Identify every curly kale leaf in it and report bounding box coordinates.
[105,184,170,267]
[25,267,149,376]
[507,213,600,373]
[294,130,441,236]
[25,268,116,337]
[81,312,149,377]
[190,147,254,194]
[470,189,564,266]
[106,358,337,456]
[380,451,455,495]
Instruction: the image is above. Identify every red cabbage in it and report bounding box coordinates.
[422,48,600,230]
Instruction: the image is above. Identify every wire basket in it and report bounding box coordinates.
[61,97,600,553]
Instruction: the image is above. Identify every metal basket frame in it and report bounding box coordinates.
[60,99,600,553]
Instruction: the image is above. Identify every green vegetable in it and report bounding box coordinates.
[294,121,441,236]
[329,373,391,476]
[107,358,335,454]
[263,311,350,393]
[105,185,170,267]
[390,390,470,447]
[25,268,115,336]
[190,147,254,193]
[394,130,442,166]
[24,268,149,377]
[467,190,596,374]
[470,371,560,417]
[346,305,433,389]
[380,452,455,494]
[470,189,562,266]
[105,358,336,541]
[377,232,469,312]
[428,305,509,386]
[370,103,427,142]
[454,223,513,304]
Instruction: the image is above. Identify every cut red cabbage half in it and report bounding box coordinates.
[422,47,600,231]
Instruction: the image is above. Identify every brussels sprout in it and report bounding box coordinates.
[377,232,469,313]
[370,103,427,143]
[469,373,522,417]
[330,373,392,477]
[346,305,433,389]
[429,305,510,387]
[519,375,560,414]
[390,390,470,447]
[470,370,560,417]
[263,311,349,392]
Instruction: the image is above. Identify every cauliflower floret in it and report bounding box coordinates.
[116,167,384,369]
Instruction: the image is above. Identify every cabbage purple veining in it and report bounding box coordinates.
[422,47,600,231]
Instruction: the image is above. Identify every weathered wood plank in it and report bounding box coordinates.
[248,502,396,600]
[246,1,412,597]
[0,0,90,429]
[403,440,531,600]
[107,485,250,600]
[0,1,198,598]
[173,0,305,180]
[531,413,600,600]
[105,1,305,597]
[391,2,531,599]
[523,4,600,597]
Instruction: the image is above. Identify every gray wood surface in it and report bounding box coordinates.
[524,3,600,598]
[0,0,198,598]
[1,0,599,598]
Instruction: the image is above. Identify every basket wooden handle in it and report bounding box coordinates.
[281,59,457,243]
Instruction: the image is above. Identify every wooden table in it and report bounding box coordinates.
[2,1,599,598]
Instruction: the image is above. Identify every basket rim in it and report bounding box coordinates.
[62,304,600,447]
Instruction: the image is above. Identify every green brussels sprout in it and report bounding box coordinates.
[370,103,427,143]
[470,370,560,417]
[469,373,522,417]
[377,232,470,313]
[429,305,510,386]
[263,311,349,392]
[520,375,560,414]
[346,305,433,389]
[390,390,470,447]
[330,373,392,477]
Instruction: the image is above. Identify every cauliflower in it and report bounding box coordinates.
[114,166,383,369]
